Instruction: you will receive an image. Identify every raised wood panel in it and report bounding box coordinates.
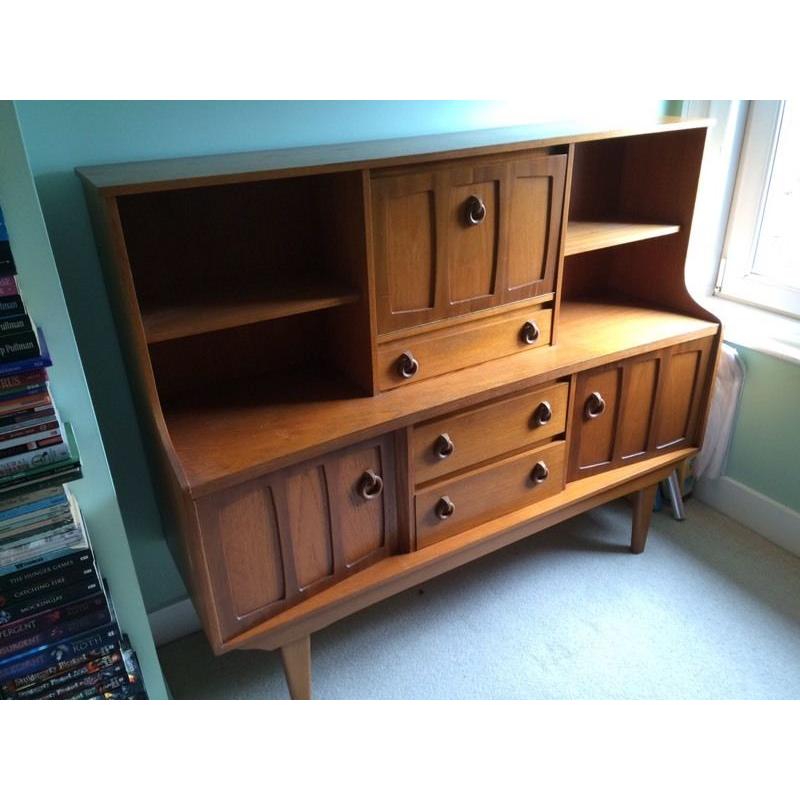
[447,178,499,303]
[331,443,388,566]
[387,191,436,312]
[285,464,335,589]
[412,381,569,484]
[376,305,552,391]
[618,357,659,459]
[416,440,566,548]
[507,174,549,288]
[655,338,713,449]
[572,366,621,473]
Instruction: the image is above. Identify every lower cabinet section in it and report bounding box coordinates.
[195,434,398,641]
[567,336,713,481]
[415,440,567,549]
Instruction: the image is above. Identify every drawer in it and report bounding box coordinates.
[415,440,566,549]
[412,381,569,484]
[371,152,567,335]
[377,304,553,391]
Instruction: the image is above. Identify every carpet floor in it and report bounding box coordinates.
[157,498,800,699]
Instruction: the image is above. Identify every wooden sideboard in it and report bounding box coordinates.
[77,117,721,699]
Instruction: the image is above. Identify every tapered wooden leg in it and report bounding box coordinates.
[280,636,311,699]
[630,483,658,554]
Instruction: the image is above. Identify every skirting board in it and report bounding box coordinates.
[695,476,800,558]
[148,597,201,646]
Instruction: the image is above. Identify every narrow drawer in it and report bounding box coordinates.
[377,305,553,391]
[412,381,569,485]
[415,440,566,549]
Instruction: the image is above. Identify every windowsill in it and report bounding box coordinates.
[699,295,800,366]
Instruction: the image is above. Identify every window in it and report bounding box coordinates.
[716,101,800,318]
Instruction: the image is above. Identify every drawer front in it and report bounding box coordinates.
[412,381,569,484]
[196,434,397,641]
[415,440,566,549]
[377,304,553,391]
[371,152,567,336]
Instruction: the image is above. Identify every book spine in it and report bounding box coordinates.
[0,314,32,336]
[0,434,64,461]
[0,368,47,391]
[0,622,118,683]
[0,242,16,278]
[0,439,69,477]
[0,593,111,660]
[0,421,61,450]
[0,563,96,608]
[0,491,67,523]
[0,294,23,317]
[0,525,83,566]
[0,276,18,298]
[0,330,40,364]
[0,539,88,577]
[0,548,91,593]
[7,661,125,700]
[0,576,101,625]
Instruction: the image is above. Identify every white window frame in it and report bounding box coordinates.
[716,100,800,319]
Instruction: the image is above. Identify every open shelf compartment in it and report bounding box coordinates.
[565,220,680,257]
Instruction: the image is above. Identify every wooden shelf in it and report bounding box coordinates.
[142,276,360,344]
[163,296,718,496]
[564,220,680,257]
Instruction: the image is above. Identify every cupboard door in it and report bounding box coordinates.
[654,337,713,450]
[372,170,442,334]
[504,154,568,303]
[568,365,622,479]
[196,435,398,641]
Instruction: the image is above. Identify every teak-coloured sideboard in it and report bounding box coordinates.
[78,117,721,699]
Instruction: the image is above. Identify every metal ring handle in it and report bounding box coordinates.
[397,351,419,379]
[521,320,540,345]
[358,469,384,500]
[465,195,486,226]
[530,461,549,484]
[532,400,553,427]
[433,433,455,460]
[435,496,456,520]
[585,391,607,419]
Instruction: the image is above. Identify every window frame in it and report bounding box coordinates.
[715,100,800,319]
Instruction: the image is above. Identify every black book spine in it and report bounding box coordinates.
[0,549,92,594]
[0,242,16,278]
[0,622,119,684]
[0,330,39,364]
[0,593,110,660]
[0,294,23,317]
[0,576,101,625]
[0,314,32,336]
[0,563,96,607]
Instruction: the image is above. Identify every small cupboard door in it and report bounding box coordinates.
[371,152,567,335]
[567,338,714,482]
[196,435,398,641]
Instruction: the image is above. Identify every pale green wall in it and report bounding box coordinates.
[13,100,669,612]
[725,346,800,513]
[0,103,167,698]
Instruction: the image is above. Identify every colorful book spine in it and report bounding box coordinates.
[0,277,18,298]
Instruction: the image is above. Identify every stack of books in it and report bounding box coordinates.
[0,205,147,700]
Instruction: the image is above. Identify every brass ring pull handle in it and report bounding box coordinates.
[397,351,419,379]
[435,495,456,520]
[358,469,384,500]
[433,433,455,460]
[530,461,549,484]
[521,320,540,345]
[532,400,552,427]
[585,391,607,419]
[465,195,487,226]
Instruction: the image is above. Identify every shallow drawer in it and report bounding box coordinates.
[415,440,566,549]
[377,305,553,391]
[412,381,569,485]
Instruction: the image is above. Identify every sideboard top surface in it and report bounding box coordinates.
[76,116,711,195]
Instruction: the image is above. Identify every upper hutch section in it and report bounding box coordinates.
[77,117,716,494]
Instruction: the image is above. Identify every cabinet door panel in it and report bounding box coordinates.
[504,154,568,302]
[285,464,335,590]
[619,357,660,459]
[447,178,500,303]
[571,366,622,475]
[655,338,713,449]
[331,442,390,566]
